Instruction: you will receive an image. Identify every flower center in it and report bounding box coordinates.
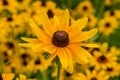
[0,75,3,80]
[106,67,113,72]
[97,55,108,63]
[83,6,88,11]
[35,58,41,65]
[47,10,54,18]
[52,31,69,47]
[2,0,8,5]
[22,60,28,66]
[91,77,97,80]
[6,42,14,49]
[41,0,46,6]
[7,17,13,22]
[105,22,111,28]
[110,11,114,16]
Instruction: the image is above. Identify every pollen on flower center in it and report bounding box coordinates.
[52,31,69,47]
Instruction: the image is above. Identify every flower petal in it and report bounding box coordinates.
[21,37,40,43]
[67,44,90,64]
[58,48,68,69]
[29,19,50,44]
[80,43,99,48]
[42,45,57,54]
[53,15,60,29]
[59,9,69,32]
[69,18,88,37]
[64,48,74,74]
[39,10,54,36]
[19,43,44,52]
[70,28,98,43]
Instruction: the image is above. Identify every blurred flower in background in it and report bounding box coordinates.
[0,0,120,80]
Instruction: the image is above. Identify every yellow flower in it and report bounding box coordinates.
[98,17,118,36]
[76,1,94,16]
[104,10,120,20]
[0,0,18,13]
[2,73,15,80]
[104,63,120,77]
[90,49,117,70]
[74,70,109,80]
[105,0,115,6]
[87,14,97,28]
[20,9,98,73]
[16,74,36,80]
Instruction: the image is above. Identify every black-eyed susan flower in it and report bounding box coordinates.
[104,63,120,77]
[76,1,94,16]
[90,48,117,70]
[87,14,97,28]
[0,0,18,13]
[65,69,109,80]
[20,9,98,73]
[104,10,120,20]
[105,0,115,6]
[98,17,118,36]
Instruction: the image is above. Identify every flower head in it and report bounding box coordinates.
[20,9,98,73]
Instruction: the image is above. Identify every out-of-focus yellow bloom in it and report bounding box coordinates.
[105,0,115,6]
[20,9,98,73]
[104,63,120,77]
[2,73,15,80]
[76,1,94,16]
[98,17,118,36]
[87,14,97,28]
[65,69,109,80]
[90,46,117,70]
[104,10,120,20]
[0,0,18,13]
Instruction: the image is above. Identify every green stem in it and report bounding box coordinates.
[97,0,105,21]
[56,57,61,80]
[0,58,4,73]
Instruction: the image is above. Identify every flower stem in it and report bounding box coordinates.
[56,57,61,80]
[0,58,4,73]
[97,0,105,20]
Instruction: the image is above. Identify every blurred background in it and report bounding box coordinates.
[0,0,120,80]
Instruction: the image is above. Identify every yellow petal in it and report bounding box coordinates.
[59,9,69,32]
[39,10,54,36]
[19,74,26,80]
[21,37,40,43]
[2,73,15,80]
[42,45,57,54]
[19,43,45,52]
[79,47,92,59]
[58,48,68,69]
[69,18,88,37]
[53,15,60,29]
[67,44,89,64]
[80,43,99,48]
[64,48,73,74]
[70,28,98,43]
[29,19,50,44]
